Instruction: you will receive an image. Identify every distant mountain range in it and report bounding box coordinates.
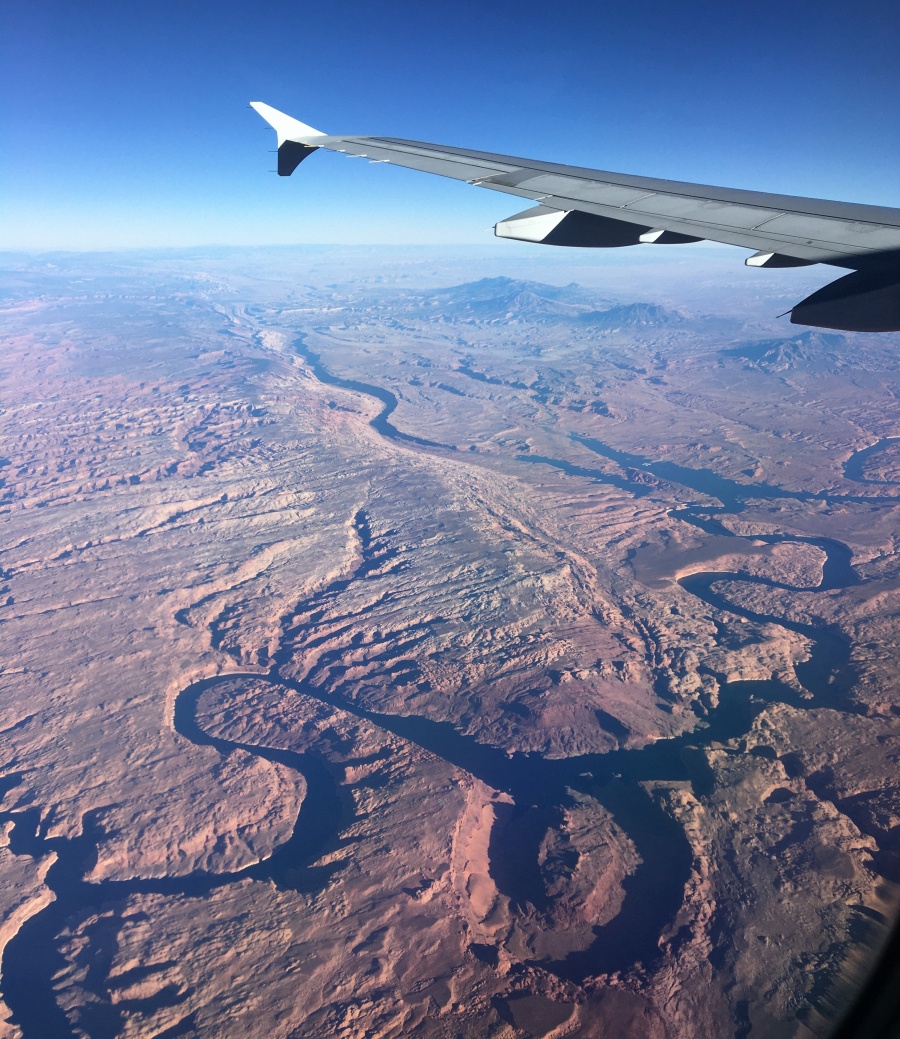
[720,330,850,372]
[577,302,681,329]
[410,277,684,328]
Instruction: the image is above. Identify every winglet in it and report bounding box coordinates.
[249,102,325,144]
[250,102,326,176]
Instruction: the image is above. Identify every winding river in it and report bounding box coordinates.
[3,336,897,1038]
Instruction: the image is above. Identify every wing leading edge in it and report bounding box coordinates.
[250,101,900,332]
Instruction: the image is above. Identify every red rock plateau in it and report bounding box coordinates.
[1,250,899,1038]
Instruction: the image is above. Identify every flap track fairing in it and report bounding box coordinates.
[494,205,705,249]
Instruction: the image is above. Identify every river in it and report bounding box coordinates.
[3,337,897,1038]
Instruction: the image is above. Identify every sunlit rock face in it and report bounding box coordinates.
[1,249,899,1039]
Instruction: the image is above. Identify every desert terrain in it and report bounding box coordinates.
[1,247,899,1038]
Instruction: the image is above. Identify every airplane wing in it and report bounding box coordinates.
[250,101,900,332]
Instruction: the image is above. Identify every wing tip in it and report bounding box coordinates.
[249,101,326,144]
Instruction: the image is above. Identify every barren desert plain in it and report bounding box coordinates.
[2,246,900,1038]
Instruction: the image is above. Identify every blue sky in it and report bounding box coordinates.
[3,0,900,250]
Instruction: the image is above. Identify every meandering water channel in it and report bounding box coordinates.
[4,336,898,1038]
